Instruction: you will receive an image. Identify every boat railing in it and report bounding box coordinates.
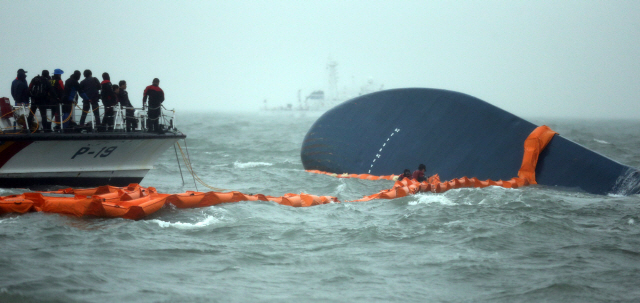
[0,100,177,134]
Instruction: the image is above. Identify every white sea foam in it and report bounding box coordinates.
[149,215,220,229]
[594,139,610,144]
[409,194,455,206]
[629,218,635,225]
[335,182,347,194]
[0,217,17,224]
[233,161,273,169]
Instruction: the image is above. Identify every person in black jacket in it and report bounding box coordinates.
[11,69,30,106]
[79,69,101,127]
[142,78,164,133]
[27,70,53,131]
[398,169,413,181]
[62,70,89,129]
[100,72,118,131]
[118,80,136,132]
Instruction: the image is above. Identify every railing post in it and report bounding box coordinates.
[59,103,63,132]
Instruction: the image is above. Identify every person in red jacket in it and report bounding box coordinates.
[412,164,427,182]
[142,78,164,133]
[49,69,65,130]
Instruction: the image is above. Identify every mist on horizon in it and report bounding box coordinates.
[2,1,639,119]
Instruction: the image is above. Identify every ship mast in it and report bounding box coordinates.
[326,60,339,102]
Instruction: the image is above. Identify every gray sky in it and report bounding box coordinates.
[2,0,639,118]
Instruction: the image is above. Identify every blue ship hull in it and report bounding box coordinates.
[301,88,640,195]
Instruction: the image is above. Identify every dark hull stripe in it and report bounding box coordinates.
[0,141,33,169]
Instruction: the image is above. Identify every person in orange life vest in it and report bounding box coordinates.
[142,78,164,133]
[412,164,427,182]
[398,169,412,181]
[100,72,118,130]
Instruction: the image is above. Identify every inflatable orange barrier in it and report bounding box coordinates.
[0,126,555,219]
[0,196,35,214]
[0,184,340,219]
[518,125,557,184]
[102,193,169,220]
[305,170,398,181]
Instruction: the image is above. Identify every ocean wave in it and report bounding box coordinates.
[0,217,18,224]
[148,215,220,229]
[594,138,610,144]
[233,161,274,169]
[409,194,455,205]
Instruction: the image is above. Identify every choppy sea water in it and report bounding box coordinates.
[1,112,639,302]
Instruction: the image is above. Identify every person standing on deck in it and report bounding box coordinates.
[49,69,65,129]
[118,80,135,132]
[62,70,89,129]
[142,78,164,133]
[100,72,118,131]
[11,69,30,106]
[27,70,53,131]
[79,69,102,127]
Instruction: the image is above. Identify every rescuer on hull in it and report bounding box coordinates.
[412,164,427,182]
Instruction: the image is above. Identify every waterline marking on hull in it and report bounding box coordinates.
[369,128,400,174]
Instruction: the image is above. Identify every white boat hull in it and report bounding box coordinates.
[0,133,184,188]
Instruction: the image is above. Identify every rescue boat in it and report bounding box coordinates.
[0,97,185,188]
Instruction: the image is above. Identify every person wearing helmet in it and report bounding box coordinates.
[11,69,30,106]
[142,78,164,133]
[49,69,65,129]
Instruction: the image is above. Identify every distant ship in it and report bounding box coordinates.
[0,97,185,188]
[262,61,384,112]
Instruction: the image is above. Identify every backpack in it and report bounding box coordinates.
[29,76,47,99]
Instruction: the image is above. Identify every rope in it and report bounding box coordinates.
[48,110,73,124]
[0,106,36,134]
[29,107,39,133]
[75,102,101,113]
[1,106,21,118]
[176,142,226,191]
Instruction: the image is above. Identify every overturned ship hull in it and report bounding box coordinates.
[301,88,640,195]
